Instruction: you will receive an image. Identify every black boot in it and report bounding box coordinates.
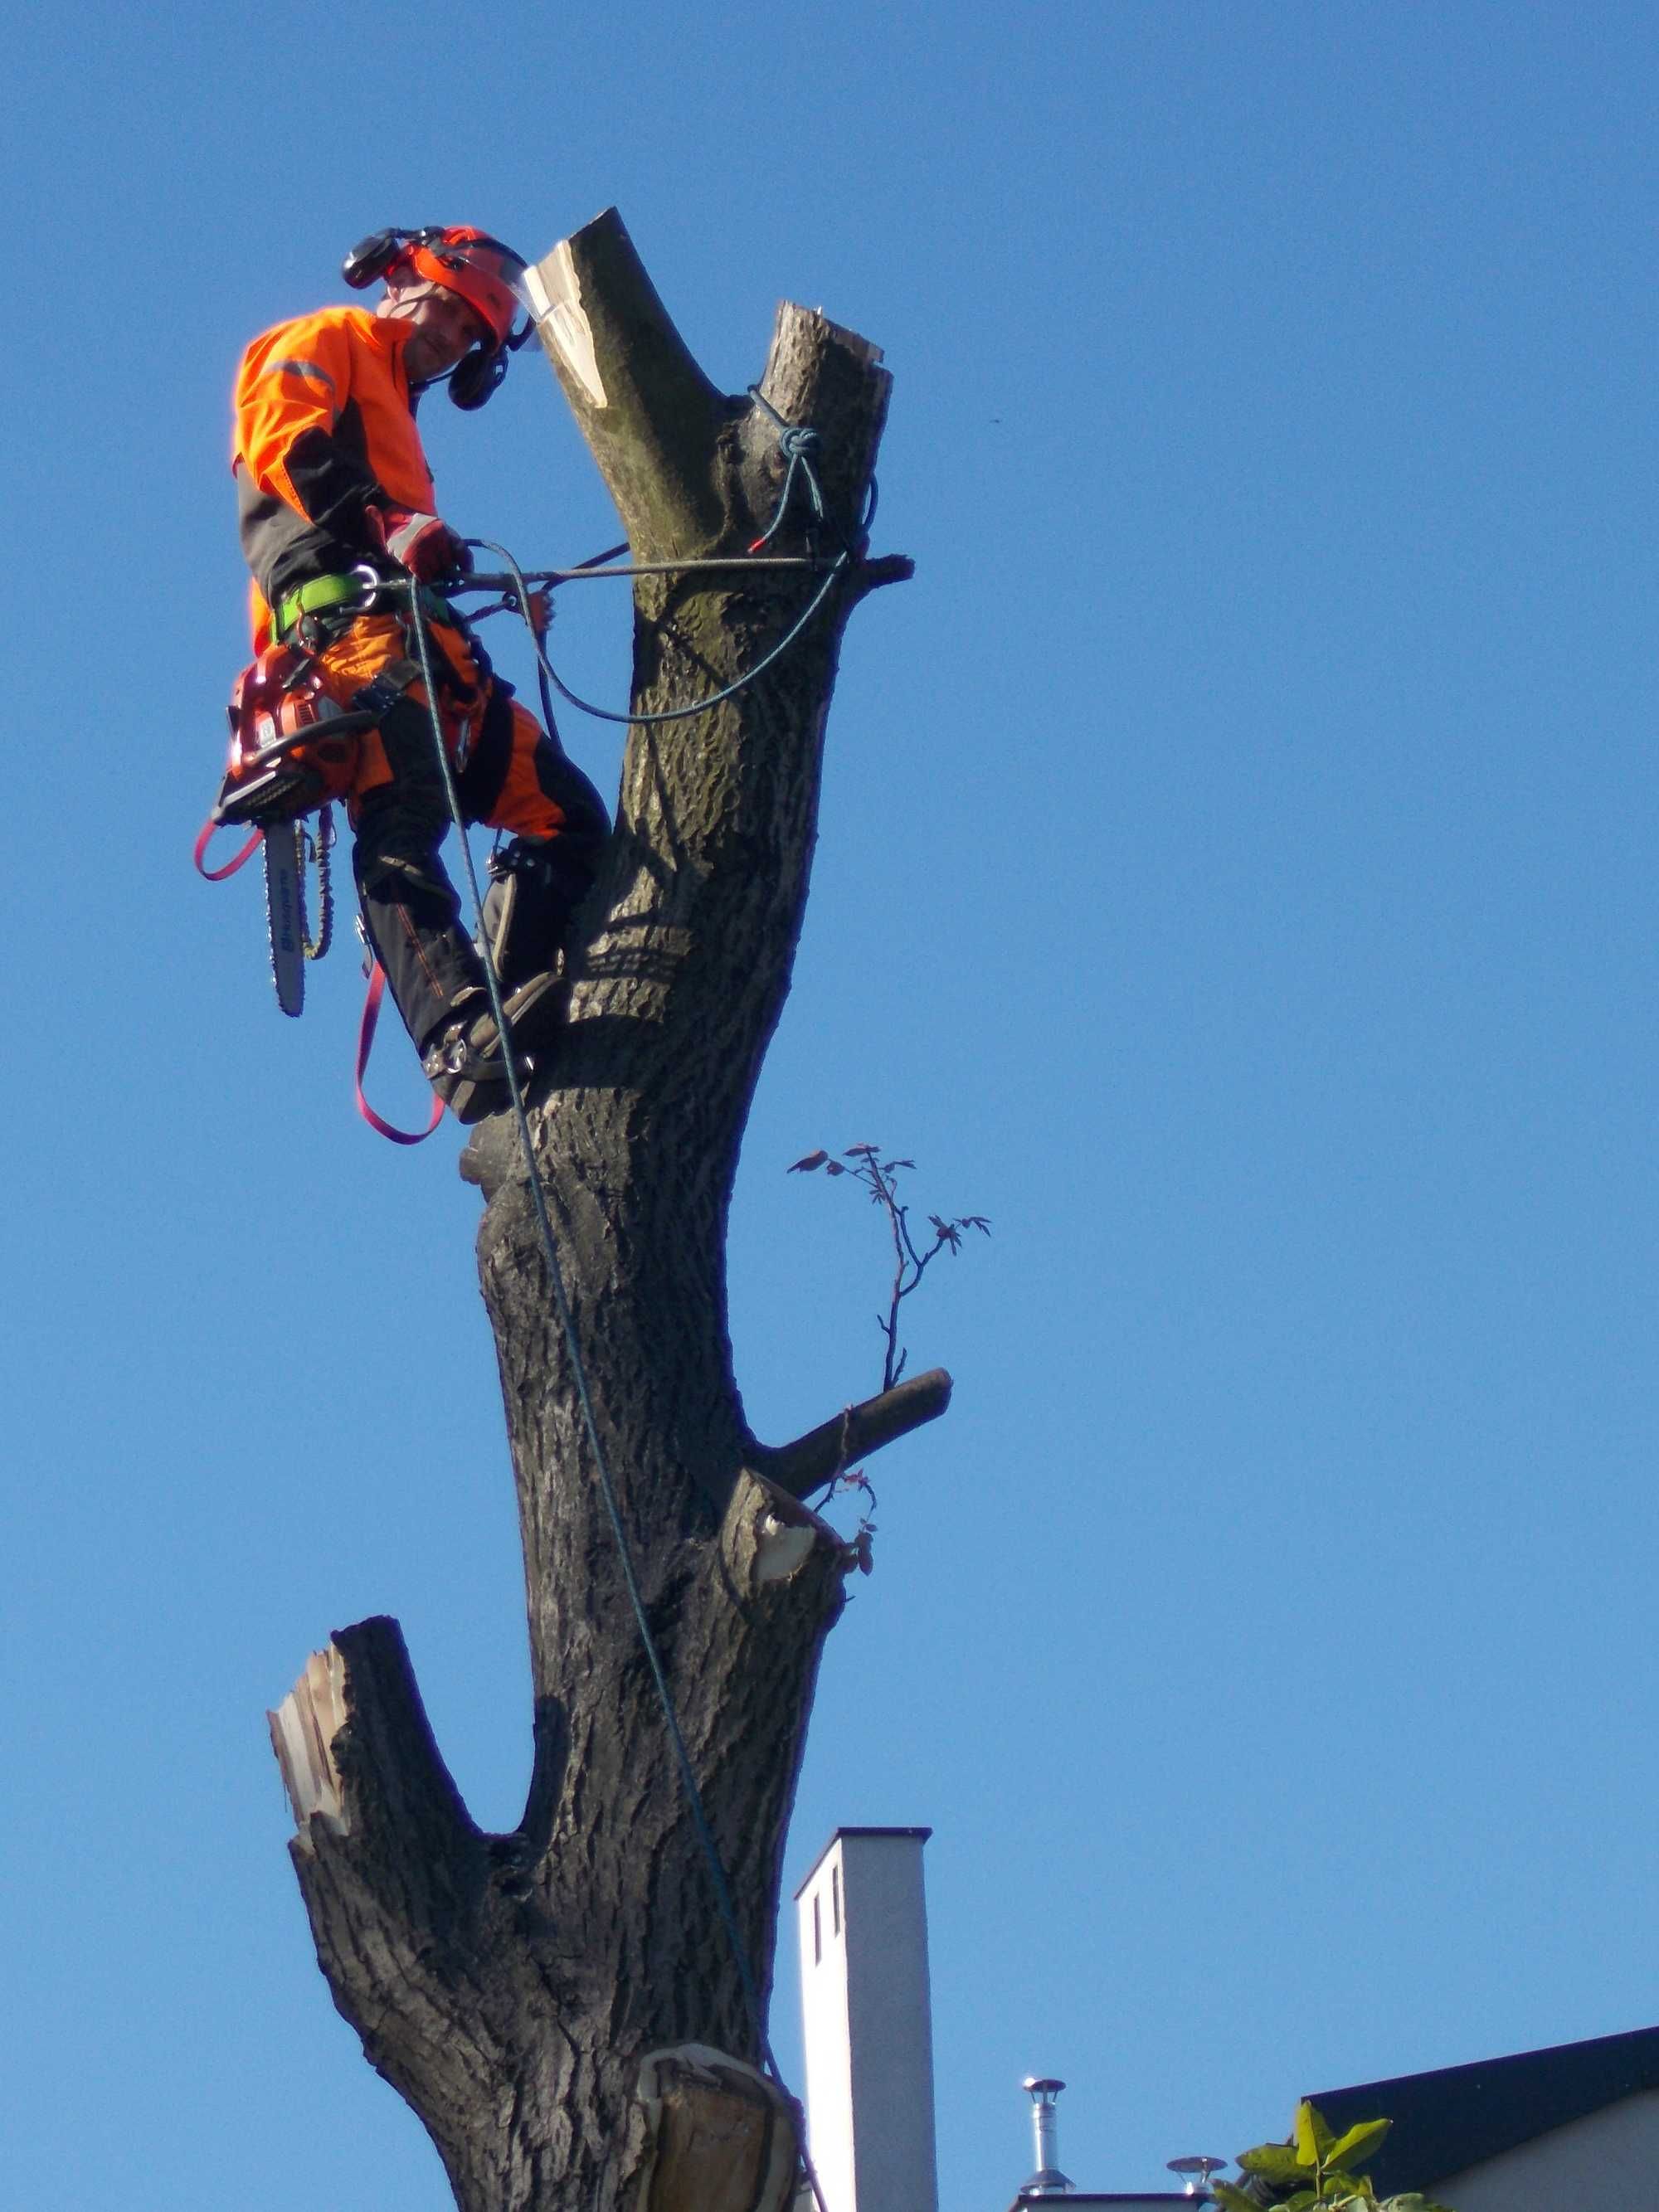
[420,971,567,1123]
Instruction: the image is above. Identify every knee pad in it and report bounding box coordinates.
[479,836,595,981]
[353,800,458,920]
[355,848,456,910]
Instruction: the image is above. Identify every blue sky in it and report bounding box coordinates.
[2,3,1654,2205]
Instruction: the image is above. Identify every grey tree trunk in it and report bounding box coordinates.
[268,209,949,2212]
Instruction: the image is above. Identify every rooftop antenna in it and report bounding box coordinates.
[1021,2077,1073,2196]
[1167,2155,1229,2199]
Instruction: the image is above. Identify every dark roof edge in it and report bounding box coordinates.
[1308,2022,1659,2195]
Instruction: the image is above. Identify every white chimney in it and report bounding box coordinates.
[794,1827,938,2212]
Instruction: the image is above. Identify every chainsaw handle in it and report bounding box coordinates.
[238,707,381,775]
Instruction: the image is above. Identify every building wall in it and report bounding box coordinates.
[1433,2088,1659,2211]
[795,1830,938,2212]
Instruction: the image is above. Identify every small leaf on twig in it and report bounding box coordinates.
[788,1150,830,1174]
[830,1467,878,1513]
[825,1159,847,1175]
[844,1143,878,1158]
[960,1215,992,1235]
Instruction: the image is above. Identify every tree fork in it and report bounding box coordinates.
[271,208,942,2212]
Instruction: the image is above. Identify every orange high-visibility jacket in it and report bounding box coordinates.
[232,305,437,646]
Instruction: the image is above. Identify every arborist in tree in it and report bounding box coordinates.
[231,226,610,1121]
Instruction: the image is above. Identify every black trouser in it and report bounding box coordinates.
[353,687,609,1054]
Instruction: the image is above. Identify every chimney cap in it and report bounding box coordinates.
[1167,2157,1229,2199]
[1024,2077,1066,2097]
[791,1826,934,1898]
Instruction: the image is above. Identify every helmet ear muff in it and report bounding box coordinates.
[343,227,421,290]
[448,342,508,411]
[448,314,534,410]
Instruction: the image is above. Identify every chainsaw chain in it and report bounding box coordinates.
[299,805,334,961]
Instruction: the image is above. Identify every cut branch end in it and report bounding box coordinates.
[757,1369,954,1500]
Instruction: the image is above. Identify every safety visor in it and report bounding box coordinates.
[407,230,528,352]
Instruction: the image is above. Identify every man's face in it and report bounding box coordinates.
[377,277,489,384]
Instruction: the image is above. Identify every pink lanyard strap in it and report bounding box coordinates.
[354,962,445,1145]
[192,817,262,881]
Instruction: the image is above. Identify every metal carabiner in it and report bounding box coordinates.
[344,561,392,616]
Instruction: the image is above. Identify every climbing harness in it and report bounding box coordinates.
[270,568,461,648]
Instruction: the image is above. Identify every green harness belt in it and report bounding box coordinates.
[272,572,458,642]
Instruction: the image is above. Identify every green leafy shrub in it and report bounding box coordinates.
[1213,2099,1453,2212]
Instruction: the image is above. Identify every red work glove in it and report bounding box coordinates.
[364,505,472,584]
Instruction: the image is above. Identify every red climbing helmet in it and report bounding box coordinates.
[399,227,525,351]
[342,225,533,407]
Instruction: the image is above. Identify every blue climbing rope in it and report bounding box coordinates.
[465,381,873,730]
[403,582,826,2208]
[470,529,856,730]
[392,393,859,2210]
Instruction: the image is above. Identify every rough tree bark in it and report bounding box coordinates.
[268,209,949,2212]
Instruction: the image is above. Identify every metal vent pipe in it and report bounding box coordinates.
[1021,2077,1073,2196]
